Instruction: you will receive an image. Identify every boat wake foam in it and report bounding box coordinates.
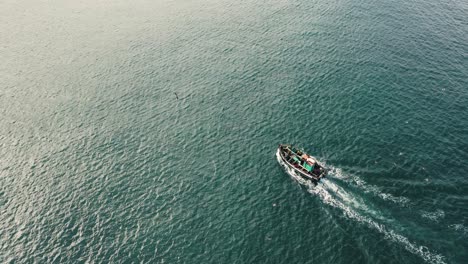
[326,166,411,206]
[311,181,446,264]
[420,209,445,223]
[327,166,451,226]
[276,151,446,264]
[449,224,468,236]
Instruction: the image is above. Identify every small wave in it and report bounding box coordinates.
[420,209,445,223]
[448,223,468,236]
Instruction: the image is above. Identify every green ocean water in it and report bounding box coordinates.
[1,0,468,263]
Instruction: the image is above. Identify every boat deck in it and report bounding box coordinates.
[278,144,326,182]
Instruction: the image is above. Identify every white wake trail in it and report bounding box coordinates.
[326,166,411,206]
[310,181,446,264]
[276,151,446,264]
[327,166,450,226]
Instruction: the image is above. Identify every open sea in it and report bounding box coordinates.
[1,0,468,263]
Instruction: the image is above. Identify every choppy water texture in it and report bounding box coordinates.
[1,0,468,263]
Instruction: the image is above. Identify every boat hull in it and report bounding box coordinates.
[276,145,326,185]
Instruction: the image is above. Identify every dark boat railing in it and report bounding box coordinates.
[278,146,323,181]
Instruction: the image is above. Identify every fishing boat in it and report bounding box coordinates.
[276,144,327,184]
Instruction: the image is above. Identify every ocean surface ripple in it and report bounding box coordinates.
[1,0,467,263]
